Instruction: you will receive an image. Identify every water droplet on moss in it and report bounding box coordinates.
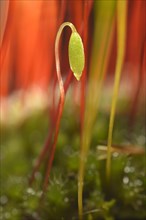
[27,187,35,195]
[123,176,129,184]
[124,166,130,173]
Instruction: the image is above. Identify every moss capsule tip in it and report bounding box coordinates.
[69,32,85,81]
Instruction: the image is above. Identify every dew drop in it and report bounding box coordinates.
[124,166,130,173]
[27,187,35,195]
[123,176,129,184]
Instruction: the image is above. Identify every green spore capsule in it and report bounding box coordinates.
[69,32,85,81]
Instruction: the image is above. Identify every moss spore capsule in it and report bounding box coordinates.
[69,32,85,81]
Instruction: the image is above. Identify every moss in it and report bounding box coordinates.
[0,102,146,220]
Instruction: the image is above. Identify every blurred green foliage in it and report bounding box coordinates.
[0,99,146,220]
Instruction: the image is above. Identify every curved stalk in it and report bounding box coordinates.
[43,22,77,191]
[42,22,85,193]
[29,22,84,195]
[55,22,77,107]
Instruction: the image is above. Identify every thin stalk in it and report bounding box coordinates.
[42,22,77,191]
[106,0,127,181]
[29,70,73,186]
[29,22,78,188]
[78,2,116,218]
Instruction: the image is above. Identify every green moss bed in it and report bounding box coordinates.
[0,99,146,220]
